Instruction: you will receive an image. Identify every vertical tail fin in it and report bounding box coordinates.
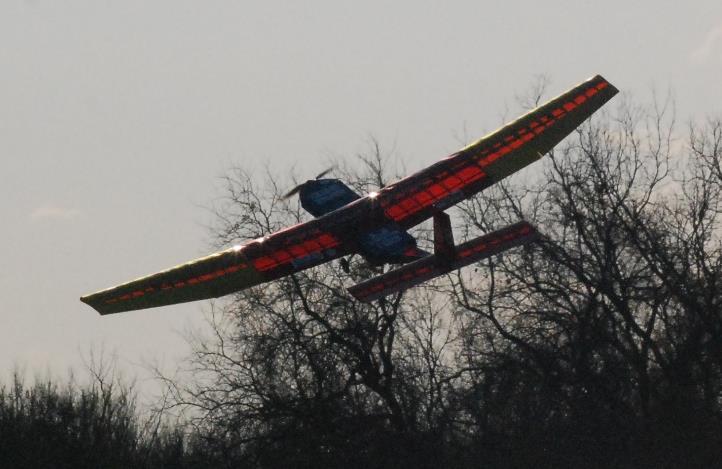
[433,212,455,261]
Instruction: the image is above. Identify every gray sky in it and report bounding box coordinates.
[1,0,721,391]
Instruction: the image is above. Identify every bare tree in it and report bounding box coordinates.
[165,88,722,468]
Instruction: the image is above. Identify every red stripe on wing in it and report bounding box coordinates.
[380,76,612,223]
[251,231,341,272]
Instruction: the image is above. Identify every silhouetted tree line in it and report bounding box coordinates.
[0,364,212,468]
[167,92,722,468]
[6,89,722,468]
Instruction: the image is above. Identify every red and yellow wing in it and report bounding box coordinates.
[376,75,618,229]
[81,220,351,315]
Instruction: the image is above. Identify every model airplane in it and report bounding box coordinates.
[81,75,617,315]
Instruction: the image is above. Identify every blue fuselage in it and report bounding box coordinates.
[299,179,420,264]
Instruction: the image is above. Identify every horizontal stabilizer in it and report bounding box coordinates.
[348,221,539,302]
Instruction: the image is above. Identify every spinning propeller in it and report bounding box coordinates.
[281,166,335,200]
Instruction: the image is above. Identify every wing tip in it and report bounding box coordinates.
[80,293,111,315]
[591,74,619,96]
[79,294,92,308]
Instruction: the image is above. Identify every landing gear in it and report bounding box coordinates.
[339,257,351,274]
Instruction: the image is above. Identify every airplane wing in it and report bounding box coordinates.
[376,74,618,229]
[81,219,352,315]
[83,74,616,314]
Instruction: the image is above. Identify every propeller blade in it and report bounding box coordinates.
[315,166,335,180]
[281,183,305,200]
[282,166,334,200]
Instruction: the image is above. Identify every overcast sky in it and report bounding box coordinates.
[1,0,721,393]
